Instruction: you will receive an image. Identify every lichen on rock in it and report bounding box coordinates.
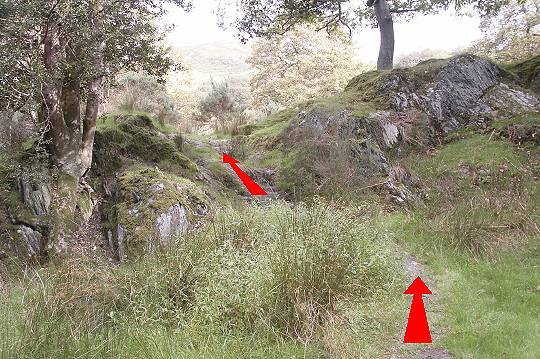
[105,167,210,261]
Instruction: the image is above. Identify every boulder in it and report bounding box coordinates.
[18,175,52,216]
[105,167,209,261]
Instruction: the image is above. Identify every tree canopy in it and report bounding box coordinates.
[247,26,363,112]
[471,0,540,62]
[231,0,520,69]
[0,0,191,179]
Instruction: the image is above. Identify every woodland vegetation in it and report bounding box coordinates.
[0,1,539,358]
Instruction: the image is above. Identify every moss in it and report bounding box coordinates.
[505,55,540,94]
[345,57,451,107]
[76,192,93,222]
[492,113,540,130]
[111,167,209,258]
[206,161,246,194]
[409,134,527,179]
[51,173,80,236]
[248,108,298,138]
[99,111,176,134]
[93,114,196,176]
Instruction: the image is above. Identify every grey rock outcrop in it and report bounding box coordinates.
[17,225,43,258]
[153,204,189,248]
[104,167,210,261]
[18,176,51,216]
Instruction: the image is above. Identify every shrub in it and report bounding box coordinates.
[198,80,252,135]
[193,201,397,339]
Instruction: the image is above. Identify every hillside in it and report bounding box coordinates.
[177,41,253,87]
[1,54,539,358]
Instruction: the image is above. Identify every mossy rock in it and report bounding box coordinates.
[107,167,210,260]
[92,114,196,177]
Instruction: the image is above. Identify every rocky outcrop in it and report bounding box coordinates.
[104,167,209,261]
[18,175,52,216]
[347,55,539,132]
[240,54,539,204]
[92,114,196,177]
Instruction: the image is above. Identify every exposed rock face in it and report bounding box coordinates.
[347,55,539,132]
[17,225,42,256]
[105,167,209,261]
[154,204,188,247]
[18,176,52,216]
[261,54,540,204]
[0,168,53,262]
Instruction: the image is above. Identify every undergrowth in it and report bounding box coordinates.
[1,201,400,358]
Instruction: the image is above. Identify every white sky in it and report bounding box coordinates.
[165,1,483,65]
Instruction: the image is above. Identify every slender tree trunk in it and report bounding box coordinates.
[374,0,395,70]
[81,0,105,173]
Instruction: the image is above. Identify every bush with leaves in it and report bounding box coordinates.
[197,80,250,134]
[247,26,365,114]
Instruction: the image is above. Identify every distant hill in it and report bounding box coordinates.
[175,40,253,88]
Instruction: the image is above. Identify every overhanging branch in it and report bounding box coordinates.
[390,8,420,14]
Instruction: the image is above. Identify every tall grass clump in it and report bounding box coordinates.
[194,201,398,339]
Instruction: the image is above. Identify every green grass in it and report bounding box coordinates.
[377,130,540,358]
[381,212,540,359]
[0,201,401,358]
[410,134,525,178]
[441,250,540,359]
[492,112,540,130]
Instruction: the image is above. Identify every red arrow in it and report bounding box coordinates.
[223,153,267,196]
[404,276,432,344]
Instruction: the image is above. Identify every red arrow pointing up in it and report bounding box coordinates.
[404,276,432,344]
[223,153,267,196]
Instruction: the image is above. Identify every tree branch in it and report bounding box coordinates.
[390,8,420,14]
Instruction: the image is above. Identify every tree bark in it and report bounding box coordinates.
[40,1,104,179]
[374,0,395,70]
[81,0,105,173]
[41,19,71,165]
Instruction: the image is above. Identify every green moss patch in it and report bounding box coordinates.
[505,55,540,94]
[492,112,540,130]
[92,114,196,177]
[410,134,526,179]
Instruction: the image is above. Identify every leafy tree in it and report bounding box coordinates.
[247,26,364,112]
[0,0,190,246]
[470,0,539,63]
[231,0,516,70]
[0,0,191,181]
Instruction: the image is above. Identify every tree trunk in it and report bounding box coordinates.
[37,2,105,252]
[40,1,104,180]
[374,0,395,70]
[81,0,105,174]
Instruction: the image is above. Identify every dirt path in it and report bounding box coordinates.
[391,251,452,359]
[195,137,282,201]
[69,195,116,263]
